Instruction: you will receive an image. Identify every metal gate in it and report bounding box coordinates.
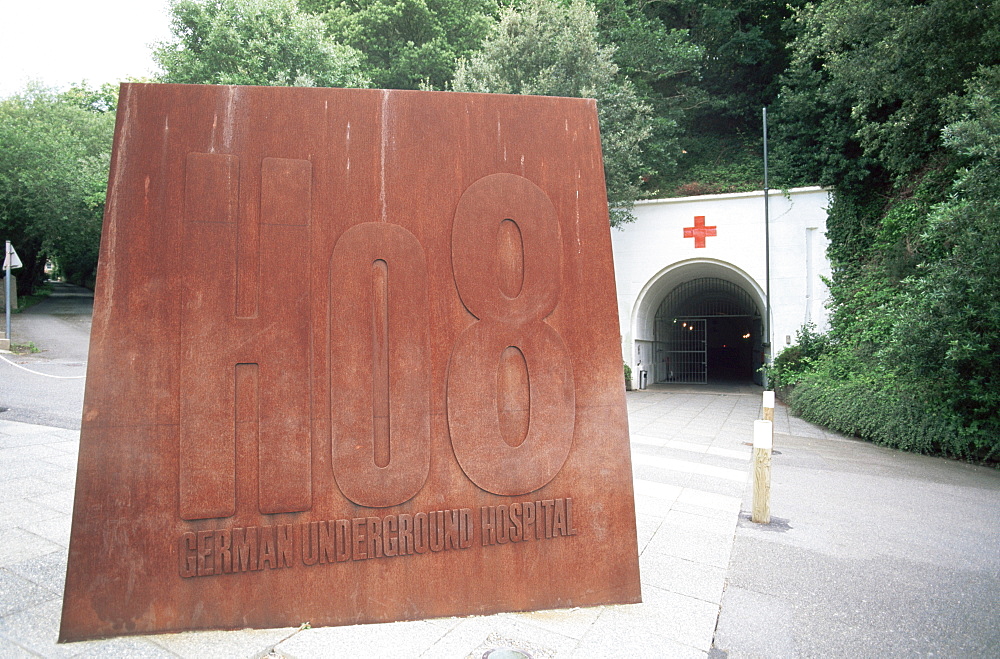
[653,277,761,384]
[661,319,706,384]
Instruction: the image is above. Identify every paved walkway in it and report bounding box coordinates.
[1,384,998,657]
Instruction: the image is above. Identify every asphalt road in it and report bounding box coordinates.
[713,431,1000,657]
[0,282,91,428]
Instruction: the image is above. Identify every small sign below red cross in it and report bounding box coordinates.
[683,215,717,248]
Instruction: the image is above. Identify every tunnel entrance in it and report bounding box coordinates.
[652,277,762,384]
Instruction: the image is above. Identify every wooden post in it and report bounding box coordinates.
[762,390,775,422]
[752,420,772,524]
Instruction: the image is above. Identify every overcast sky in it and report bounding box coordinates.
[0,0,173,98]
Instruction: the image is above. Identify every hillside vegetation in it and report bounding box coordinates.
[767,0,999,461]
[1,0,996,458]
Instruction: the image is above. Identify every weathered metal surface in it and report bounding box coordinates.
[60,83,641,641]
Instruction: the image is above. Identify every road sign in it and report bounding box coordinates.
[4,242,22,270]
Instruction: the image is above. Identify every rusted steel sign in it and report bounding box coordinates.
[60,83,641,641]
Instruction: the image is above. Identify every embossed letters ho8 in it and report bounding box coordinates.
[178,166,576,519]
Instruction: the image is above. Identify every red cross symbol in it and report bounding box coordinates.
[683,215,717,248]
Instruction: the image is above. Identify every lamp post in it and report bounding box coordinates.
[762,108,772,387]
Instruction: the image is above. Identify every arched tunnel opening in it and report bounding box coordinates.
[651,277,763,384]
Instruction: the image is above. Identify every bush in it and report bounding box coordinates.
[766,323,829,391]
[788,370,970,457]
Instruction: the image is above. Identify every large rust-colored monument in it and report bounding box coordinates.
[60,83,640,641]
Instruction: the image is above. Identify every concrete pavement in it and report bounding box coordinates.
[2,389,996,657]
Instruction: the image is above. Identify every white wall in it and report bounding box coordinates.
[610,187,832,380]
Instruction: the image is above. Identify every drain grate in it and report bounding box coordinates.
[484,649,533,659]
[472,633,552,659]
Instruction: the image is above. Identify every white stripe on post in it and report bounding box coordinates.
[762,390,775,422]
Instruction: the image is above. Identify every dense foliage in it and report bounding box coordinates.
[312,0,500,90]
[0,85,115,292]
[153,0,370,87]
[646,0,810,195]
[592,0,703,191]
[452,0,654,225]
[767,0,1000,460]
[3,0,998,460]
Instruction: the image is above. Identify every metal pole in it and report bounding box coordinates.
[763,108,772,385]
[4,241,11,342]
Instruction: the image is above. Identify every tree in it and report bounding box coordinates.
[681,0,807,125]
[772,0,1000,188]
[153,0,370,87]
[0,85,115,292]
[452,0,653,226]
[62,81,121,114]
[640,0,809,195]
[593,0,703,189]
[311,0,499,90]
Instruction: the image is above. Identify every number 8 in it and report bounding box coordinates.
[448,173,576,496]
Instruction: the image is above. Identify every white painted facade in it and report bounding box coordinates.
[610,186,833,385]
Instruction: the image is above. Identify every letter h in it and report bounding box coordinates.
[179,154,313,519]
